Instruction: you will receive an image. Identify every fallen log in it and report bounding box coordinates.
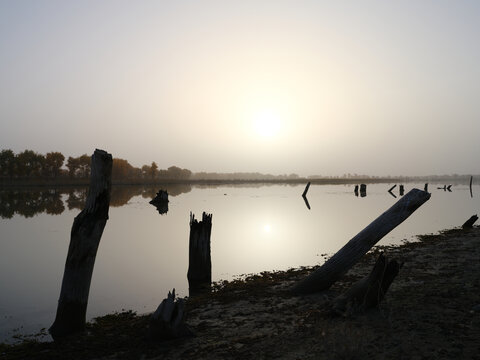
[291,188,430,295]
[188,212,212,296]
[462,215,478,229]
[49,149,112,339]
[332,253,401,316]
[148,289,192,340]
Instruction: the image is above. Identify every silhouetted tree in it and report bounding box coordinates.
[44,152,65,178]
[0,149,15,179]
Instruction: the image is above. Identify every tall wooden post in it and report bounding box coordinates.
[292,188,430,295]
[187,212,212,296]
[49,149,112,339]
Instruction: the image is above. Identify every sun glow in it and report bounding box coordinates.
[252,109,282,138]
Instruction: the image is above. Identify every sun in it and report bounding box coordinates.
[252,109,281,138]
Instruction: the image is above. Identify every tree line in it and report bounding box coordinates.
[0,149,192,183]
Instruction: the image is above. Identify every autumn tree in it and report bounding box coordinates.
[17,150,45,177]
[44,152,65,178]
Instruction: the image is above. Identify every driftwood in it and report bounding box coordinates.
[332,253,401,316]
[49,149,112,339]
[148,289,192,340]
[462,215,478,229]
[291,188,430,295]
[188,212,212,296]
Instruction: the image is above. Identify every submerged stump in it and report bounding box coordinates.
[49,149,112,339]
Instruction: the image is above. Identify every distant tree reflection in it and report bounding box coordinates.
[0,185,193,218]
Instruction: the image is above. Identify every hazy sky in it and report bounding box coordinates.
[1,1,479,176]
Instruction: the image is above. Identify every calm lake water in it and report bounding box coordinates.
[0,182,478,342]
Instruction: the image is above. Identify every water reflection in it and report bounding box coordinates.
[0,184,192,218]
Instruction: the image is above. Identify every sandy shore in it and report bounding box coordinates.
[2,226,479,359]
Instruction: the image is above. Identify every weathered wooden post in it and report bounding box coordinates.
[49,149,112,339]
[360,184,367,197]
[187,212,212,296]
[399,185,404,196]
[292,188,430,295]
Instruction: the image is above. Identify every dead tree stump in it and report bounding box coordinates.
[49,149,112,339]
[188,212,212,296]
[332,253,401,316]
[462,215,478,229]
[148,289,192,340]
[149,189,169,214]
[291,188,430,295]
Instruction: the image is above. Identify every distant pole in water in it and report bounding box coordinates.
[49,149,112,339]
[188,212,212,296]
[470,176,473,198]
[360,184,367,197]
[302,182,311,198]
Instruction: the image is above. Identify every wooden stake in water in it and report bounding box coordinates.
[49,149,112,339]
[187,212,212,296]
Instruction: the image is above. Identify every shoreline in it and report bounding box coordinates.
[2,226,479,359]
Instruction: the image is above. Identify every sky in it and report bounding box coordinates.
[1,0,479,176]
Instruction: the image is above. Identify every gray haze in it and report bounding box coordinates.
[1,1,479,176]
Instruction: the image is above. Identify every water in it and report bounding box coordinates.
[0,183,478,342]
